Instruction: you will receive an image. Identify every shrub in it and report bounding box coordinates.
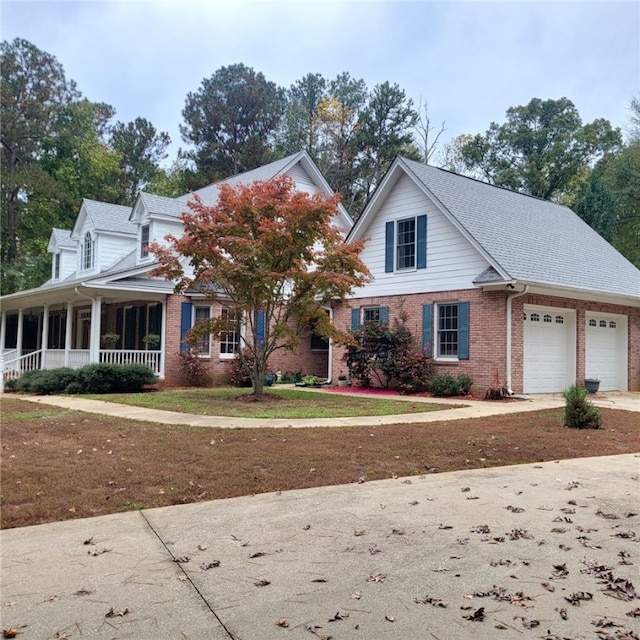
[5,367,77,395]
[228,350,254,387]
[5,364,156,394]
[429,373,473,397]
[75,363,157,393]
[563,384,602,429]
[178,351,212,387]
[344,317,434,393]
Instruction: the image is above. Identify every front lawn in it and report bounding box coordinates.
[82,387,450,418]
[2,397,637,529]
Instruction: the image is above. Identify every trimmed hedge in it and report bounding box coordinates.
[429,373,473,397]
[5,363,157,395]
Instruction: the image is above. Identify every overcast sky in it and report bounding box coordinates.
[2,1,639,166]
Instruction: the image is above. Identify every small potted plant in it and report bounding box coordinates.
[584,378,600,394]
[337,372,349,387]
[143,333,161,350]
[101,332,120,348]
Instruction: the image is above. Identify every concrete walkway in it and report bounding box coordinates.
[2,391,639,639]
[9,389,640,429]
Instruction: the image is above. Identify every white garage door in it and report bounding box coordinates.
[586,314,626,391]
[523,307,575,393]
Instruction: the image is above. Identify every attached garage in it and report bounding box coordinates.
[585,313,628,391]
[523,305,576,393]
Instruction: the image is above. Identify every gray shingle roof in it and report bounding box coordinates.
[177,153,303,206]
[138,192,188,218]
[400,157,640,300]
[51,228,77,249]
[82,199,137,235]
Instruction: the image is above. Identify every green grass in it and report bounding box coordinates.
[84,387,450,419]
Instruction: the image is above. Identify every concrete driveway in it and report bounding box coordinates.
[1,392,639,639]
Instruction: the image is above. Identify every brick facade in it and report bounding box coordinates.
[330,289,640,395]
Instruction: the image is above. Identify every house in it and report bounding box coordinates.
[2,152,639,395]
[331,157,640,394]
[0,151,353,388]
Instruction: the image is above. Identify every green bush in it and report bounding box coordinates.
[344,316,434,393]
[5,367,77,395]
[429,373,474,397]
[563,384,602,429]
[6,364,156,394]
[76,363,156,393]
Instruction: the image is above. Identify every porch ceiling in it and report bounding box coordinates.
[0,284,167,314]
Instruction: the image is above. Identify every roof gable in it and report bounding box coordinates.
[71,199,137,239]
[352,157,640,300]
[47,228,77,252]
[130,192,188,222]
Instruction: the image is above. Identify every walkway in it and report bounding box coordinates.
[10,389,640,428]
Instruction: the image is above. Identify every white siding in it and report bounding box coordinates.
[352,174,490,298]
[59,248,76,280]
[152,219,183,247]
[287,164,318,196]
[98,234,136,271]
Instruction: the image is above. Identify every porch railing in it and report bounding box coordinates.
[100,349,162,376]
[1,348,162,391]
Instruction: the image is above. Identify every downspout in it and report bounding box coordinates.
[325,306,333,384]
[506,285,529,395]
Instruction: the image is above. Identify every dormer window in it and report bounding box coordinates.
[83,232,94,270]
[140,224,150,258]
[54,253,60,279]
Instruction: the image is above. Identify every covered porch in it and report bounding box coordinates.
[0,282,168,390]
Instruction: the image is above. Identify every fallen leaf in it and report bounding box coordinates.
[254,579,270,587]
[366,573,386,583]
[200,561,220,570]
[350,592,361,600]
[462,607,485,621]
[564,591,593,605]
[354,529,366,536]
[2,629,20,639]
[328,611,349,622]
[275,619,289,628]
[173,556,190,563]
[82,536,95,545]
[87,548,111,556]
[105,607,130,618]
[555,607,568,620]
[385,615,395,622]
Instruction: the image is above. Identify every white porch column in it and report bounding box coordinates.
[160,300,167,379]
[0,311,6,352]
[41,304,50,368]
[16,309,24,358]
[64,302,73,366]
[89,296,102,363]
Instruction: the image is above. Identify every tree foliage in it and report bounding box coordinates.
[460,97,622,200]
[180,63,286,183]
[151,176,371,398]
[110,117,170,203]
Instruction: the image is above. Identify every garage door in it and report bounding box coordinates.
[586,314,626,391]
[523,307,575,393]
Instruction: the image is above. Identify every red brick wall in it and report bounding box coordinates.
[163,295,329,386]
[332,290,640,395]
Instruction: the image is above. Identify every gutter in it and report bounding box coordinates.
[506,285,529,394]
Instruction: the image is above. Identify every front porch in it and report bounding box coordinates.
[1,293,167,390]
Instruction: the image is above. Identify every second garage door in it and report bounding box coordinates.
[523,306,576,393]
[585,314,627,391]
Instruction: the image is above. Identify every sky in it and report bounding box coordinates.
[2,0,639,166]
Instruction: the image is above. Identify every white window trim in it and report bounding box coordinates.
[193,305,212,358]
[140,224,151,260]
[219,308,241,360]
[82,232,95,271]
[395,217,417,272]
[434,302,460,362]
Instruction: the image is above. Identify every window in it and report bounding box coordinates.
[385,215,426,273]
[421,302,469,360]
[83,232,94,270]
[363,307,382,323]
[530,313,540,322]
[437,304,459,357]
[555,316,564,324]
[396,218,416,270]
[589,318,597,327]
[609,321,617,329]
[140,224,150,258]
[599,320,607,328]
[194,306,211,355]
[543,314,552,323]
[219,308,240,357]
[54,253,60,279]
